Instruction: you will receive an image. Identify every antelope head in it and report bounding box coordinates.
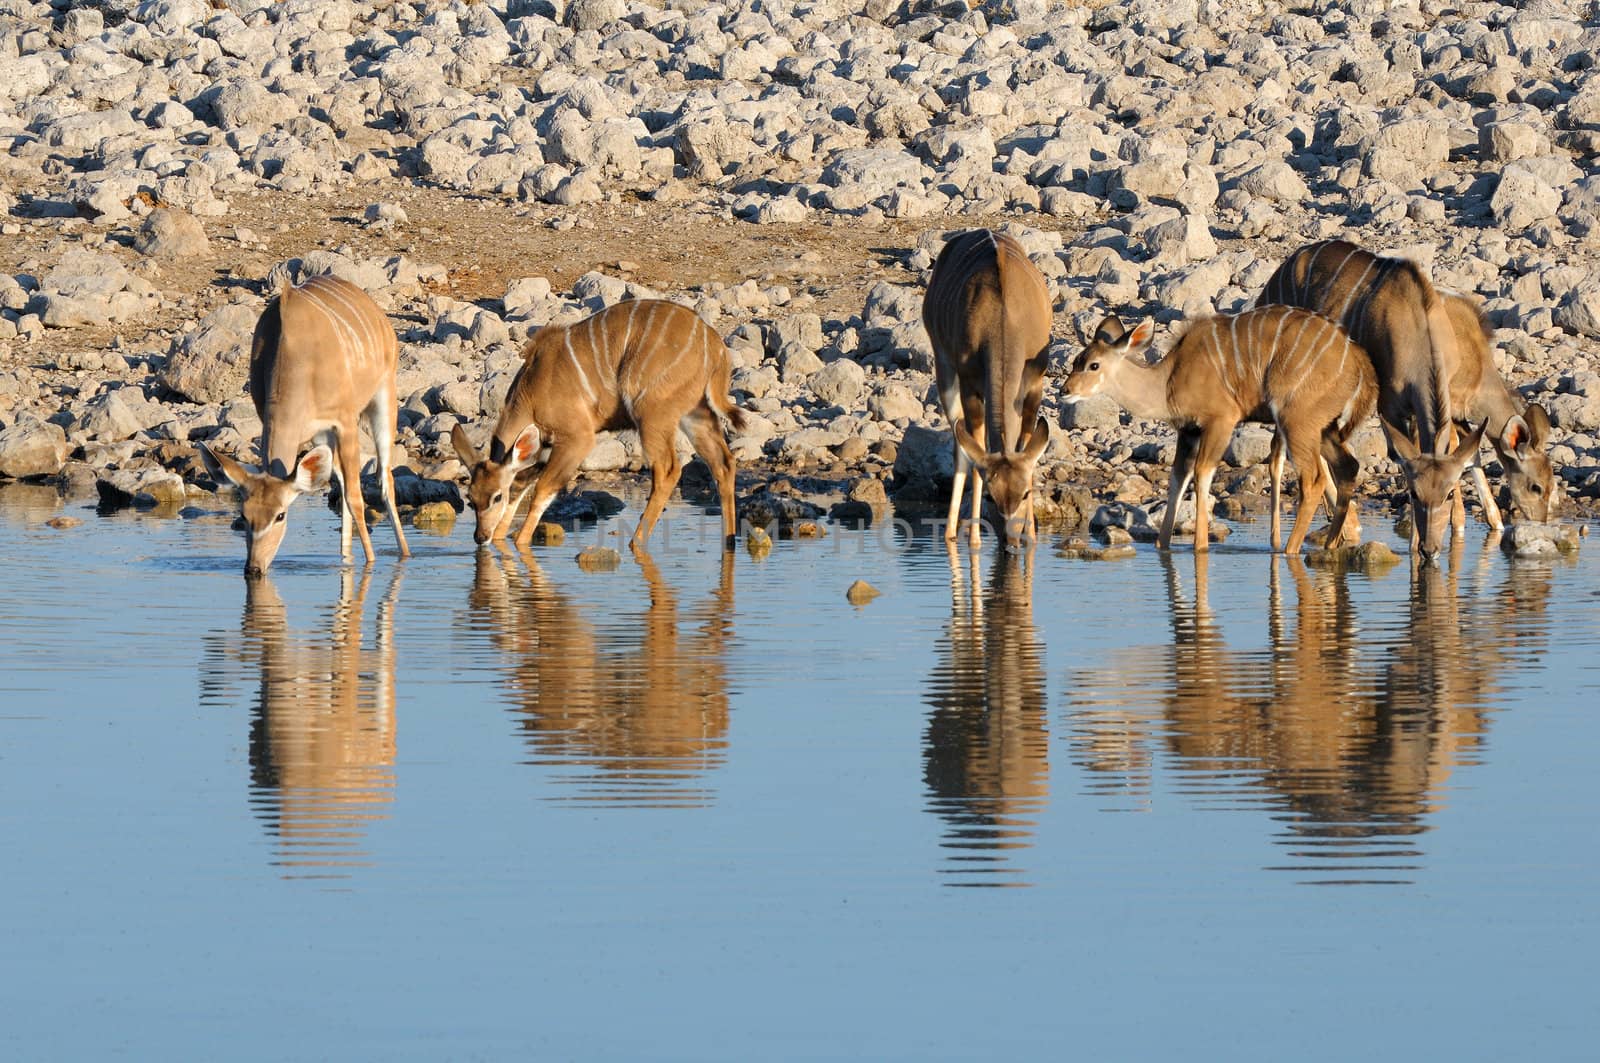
[1382,417,1484,563]
[1490,403,1554,523]
[201,443,334,578]
[1064,314,1153,400]
[452,423,542,545]
[952,418,1051,548]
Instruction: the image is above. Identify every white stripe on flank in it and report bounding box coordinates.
[299,284,361,362]
[565,329,597,405]
[621,301,638,370]
[1338,258,1377,332]
[590,311,609,376]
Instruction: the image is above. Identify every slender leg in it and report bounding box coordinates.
[946,447,969,543]
[1190,424,1233,554]
[338,423,376,564]
[1268,431,1286,553]
[968,462,983,550]
[368,397,410,560]
[513,437,593,547]
[1284,431,1329,554]
[1160,429,1200,551]
[329,460,354,560]
[682,403,739,545]
[1471,463,1503,531]
[632,419,685,547]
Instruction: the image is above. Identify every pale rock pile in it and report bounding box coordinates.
[1,0,1600,517]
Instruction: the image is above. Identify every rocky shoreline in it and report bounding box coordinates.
[3,0,1600,543]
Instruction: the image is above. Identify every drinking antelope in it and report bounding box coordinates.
[922,229,1053,549]
[1256,241,1497,559]
[1065,307,1376,554]
[451,299,743,549]
[200,274,411,578]
[1438,291,1555,526]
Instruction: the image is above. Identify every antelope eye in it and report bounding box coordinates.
[492,492,504,505]
[1088,361,1100,371]
[1530,484,1543,495]
[274,512,286,524]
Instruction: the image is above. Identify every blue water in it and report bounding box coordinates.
[1,481,1596,1059]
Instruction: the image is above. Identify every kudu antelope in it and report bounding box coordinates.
[452,299,743,549]
[199,275,411,578]
[1065,307,1376,554]
[1438,292,1555,526]
[922,229,1053,549]
[1256,241,1495,559]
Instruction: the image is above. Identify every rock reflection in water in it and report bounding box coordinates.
[923,547,1049,887]
[1067,540,1552,885]
[229,569,401,878]
[469,546,733,807]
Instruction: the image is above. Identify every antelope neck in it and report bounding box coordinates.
[1105,355,1175,422]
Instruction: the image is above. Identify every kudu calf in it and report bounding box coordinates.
[452,299,743,549]
[200,275,410,578]
[922,229,1053,549]
[1256,241,1502,560]
[1065,307,1376,554]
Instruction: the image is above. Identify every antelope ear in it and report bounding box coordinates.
[1524,402,1551,449]
[952,421,988,467]
[293,445,335,493]
[1020,417,1051,463]
[1450,421,1486,467]
[509,423,542,469]
[1432,420,1455,458]
[451,423,480,469]
[200,443,254,488]
[1093,314,1125,345]
[1499,415,1529,458]
[1124,319,1155,356]
[1380,415,1422,464]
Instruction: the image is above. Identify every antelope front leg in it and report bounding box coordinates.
[968,465,983,549]
[945,452,969,543]
[1189,426,1232,554]
[1470,463,1504,531]
[338,431,377,565]
[513,441,590,548]
[1160,430,1200,551]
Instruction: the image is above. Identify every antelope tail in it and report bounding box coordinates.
[1421,279,1457,440]
[708,345,746,433]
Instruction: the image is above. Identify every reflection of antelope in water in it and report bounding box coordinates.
[469,547,733,807]
[923,547,1048,886]
[241,567,402,876]
[1067,547,1552,882]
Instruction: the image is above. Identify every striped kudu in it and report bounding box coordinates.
[1439,292,1555,526]
[452,298,744,549]
[922,229,1053,549]
[1064,306,1376,554]
[1256,241,1496,560]
[200,275,411,578]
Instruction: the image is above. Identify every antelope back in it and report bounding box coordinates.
[516,299,720,422]
[922,229,1052,452]
[1163,307,1371,427]
[256,275,398,426]
[1257,240,1453,438]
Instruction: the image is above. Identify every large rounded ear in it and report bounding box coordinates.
[1431,419,1455,458]
[450,423,480,469]
[952,421,988,467]
[1021,418,1051,463]
[1449,421,1486,467]
[1093,314,1126,345]
[1124,319,1155,356]
[292,444,335,493]
[1524,402,1551,449]
[199,443,254,488]
[1380,414,1422,464]
[508,423,542,469]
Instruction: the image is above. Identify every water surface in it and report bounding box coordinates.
[2,483,1596,1059]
